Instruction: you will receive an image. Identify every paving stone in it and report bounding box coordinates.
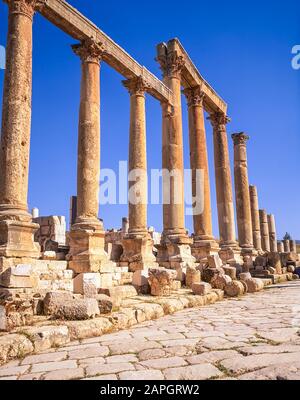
[21,351,67,365]
[138,349,166,361]
[0,376,18,380]
[140,356,187,369]
[105,354,138,363]
[86,362,135,377]
[119,370,164,380]
[186,350,240,364]
[68,344,109,359]
[82,374,118,380]
[0,365,30,377]
[31,360,78,373]
[220,352,300,375]
[41,368,85,380]
[78,357,105,368]
[163,363,223,380]
[19,373,43,380]
[109,340,162,355]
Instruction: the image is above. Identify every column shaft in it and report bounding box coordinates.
[72,41,103,228]
[157,49,187,242]
[232,133,254,251]
[0,0,39,220]
[249,185,262,251]
[123,77,148,237]
[259,210,270,252]
[184,87,214,242]
[267,214,277,252]
[209,113,238,248]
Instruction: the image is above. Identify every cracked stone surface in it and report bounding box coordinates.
[0,281,300,380]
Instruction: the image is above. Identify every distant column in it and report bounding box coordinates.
[209,113,238,249]
[277,241,284,253]
[259,210,270,252]
[232,133,254,252]
[290,240,297,253]
[249,185,262,252]
[283,240,291,253]
[267,214,277,252]
[183,86,216,246]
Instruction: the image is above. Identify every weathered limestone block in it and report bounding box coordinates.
[207,254,223,269]
[73,273,101,296]
[287,265,295,273]
[100,273,113,288]
[267,252,282,274]
[0,334,34,365]
[171,280,182,290]
[43,291,74,315]
[54,298,100,320]
[254,255,267,268]
[185,266,201,288]
[121,236,157,272]
[239,272,252,281]
[222,265,237,280]
[192,282,212,296]
[20,325,70,353]
[132,270,150,294]
[243,277,264,293]
[212,274,232,290]
[96,294,113,314]
[201,267,224,284]
[267,267,276,274]
[224,281,245,297]
[0,305,6,331]
[99,285,138,307]
[148,268,177,297]
[2,297,34,331]
[0,264,33,288]
[66,318,113,341]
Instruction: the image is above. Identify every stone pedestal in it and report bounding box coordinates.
[0,0,41,260]
[259,210,270,252]
[120,235,157,272]
[184,86,219,260]
[232,133,255,256]
[208,113,239,250]
[249,185,262,252]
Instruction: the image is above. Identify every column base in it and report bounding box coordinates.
[161,228,189,245]
[0,219,40,259]
[120,235,158,272]
[191,239,220,262]
[67,225,111,274]
[157,239,196,270]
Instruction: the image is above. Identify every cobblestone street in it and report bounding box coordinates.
[1,281,300,381]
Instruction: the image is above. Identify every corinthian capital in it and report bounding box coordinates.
[5,0,45,18]
[183,86,205,107]
[122,76,151,97]
[72,39,106,64]
[208,112,231,129]
[231,132,250,145]
[156,51,185,79]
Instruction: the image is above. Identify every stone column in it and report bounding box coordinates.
[120,77,157,271]
[183,86,218,258]
[267,214,277,253]
[259,210,270,252]
[208,113,238,250]
[283,240,291,253]
[68,39,109,273]
[290,240,297,253]
[156,48,187,243]
[232,133,254,253]
[123,77,149,238]
[0,0,42,259]
[249,185,262,252]
[277,241,284,253]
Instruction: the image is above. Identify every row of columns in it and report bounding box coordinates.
[0,0,294,271]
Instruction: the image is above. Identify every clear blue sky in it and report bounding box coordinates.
[0,0,299,240]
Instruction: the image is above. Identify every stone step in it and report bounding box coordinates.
[98,285,138,307]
